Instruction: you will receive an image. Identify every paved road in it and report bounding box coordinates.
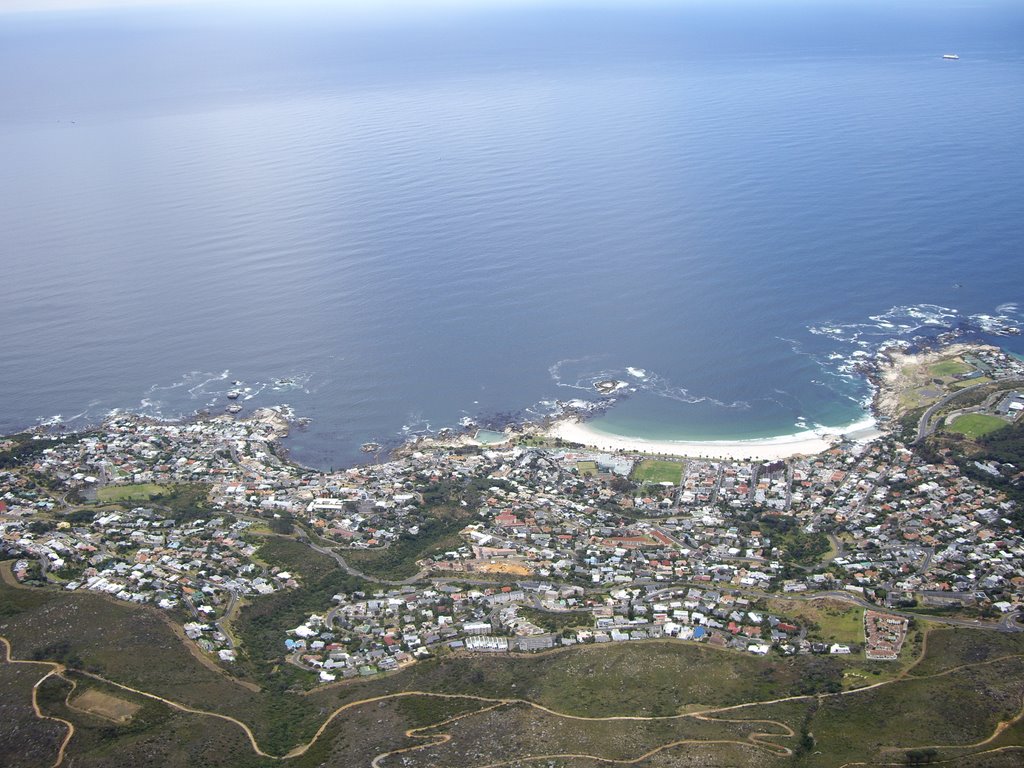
[915,377,1024,443]
[826,533,845,560]
[915,382,988,442]
[292,525,428,586]
[215,590,240,649]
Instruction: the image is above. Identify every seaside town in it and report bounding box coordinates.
[2,344,1024,682]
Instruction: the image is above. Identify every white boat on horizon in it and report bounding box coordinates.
[942,53,959,60]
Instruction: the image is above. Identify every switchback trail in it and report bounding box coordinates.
[3,632,1024,768]
[0,637,75,768]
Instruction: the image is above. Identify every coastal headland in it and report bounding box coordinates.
[868,341,1012,421]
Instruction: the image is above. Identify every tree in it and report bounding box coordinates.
[904,748,939,765]
[269,516,294,535]
[609,475,635,494]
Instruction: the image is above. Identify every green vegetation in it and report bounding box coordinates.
[5,578,1024,768]
[768,598,864,645]
[267,516,294,535]
[0,565,54,618]
[903,748,941,765]
[234,542,369,689]
[0,662,71,768]
[344,509,469,579]
[928,359,971,378]
[515,435,551,447]
[898,405,929,443]
[95,483,168,503]
[342,476,502,580]
[148,483,214,523]
[394,694,487,728]
[59,508,100,525]
[978,419,1024,466]
[939,379,1024,414]
[0,574,343,756]
[72,482,213,522]
[630,459,683,485]
[576,460,598,477]
[84,482,215,522]
[907,626,1024,678]
[343,639,846,717]
[518,607,594,634]
[799,643,1024,766]
[758,515,830,568]
[30,639,85,668]
[36,672,273,768]
[949,375,992,389]
[253,536,339,583]
[946,413,1008,439]
[405,697,793,768]
[894,356,979,416]
[0,432,82,469]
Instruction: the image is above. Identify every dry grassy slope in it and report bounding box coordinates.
[4,569,1024,768]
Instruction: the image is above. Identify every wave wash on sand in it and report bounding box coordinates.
[546,417,883,461]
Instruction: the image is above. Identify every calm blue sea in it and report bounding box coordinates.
[1,0,1023,468]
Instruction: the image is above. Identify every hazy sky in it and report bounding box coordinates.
[2,0,539,11]
[1,0,210,11]
[0,0,820,15]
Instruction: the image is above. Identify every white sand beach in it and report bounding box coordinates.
[547,417,883,461]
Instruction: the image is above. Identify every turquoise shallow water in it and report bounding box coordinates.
[475,430,510,446]
[0,2,1023,468]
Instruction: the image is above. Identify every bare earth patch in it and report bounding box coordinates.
[69,688,141,723]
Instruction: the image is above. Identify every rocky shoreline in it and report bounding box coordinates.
[867,342,1002,423]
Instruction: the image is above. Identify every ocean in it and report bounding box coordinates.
[1,0,1023,468]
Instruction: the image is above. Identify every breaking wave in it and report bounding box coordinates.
[34,369,317,433]
[790,301,1022,399]
[807,302,1021,349]
[548,357,752,409]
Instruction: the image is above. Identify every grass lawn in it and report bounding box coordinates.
[519,606,594,634]
[928,358,972,378]
[768,598,864,646]
[946,413,1007,439]
[631,459,683,485]
[95,483,168,503]
[949,375,992,389]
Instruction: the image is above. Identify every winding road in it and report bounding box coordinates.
[914,377,1024,443]
[292,525,429,586]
